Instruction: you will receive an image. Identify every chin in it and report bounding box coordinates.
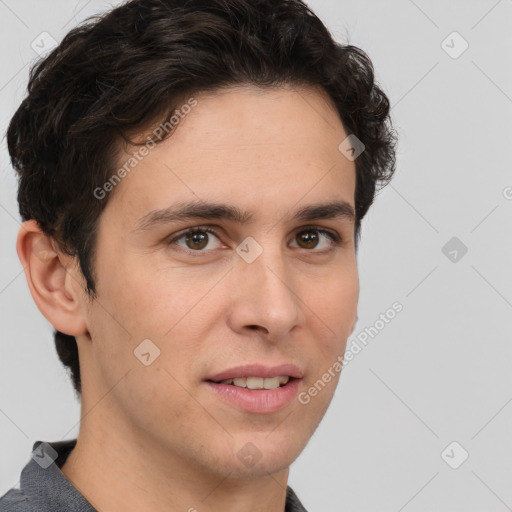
[211,431,306,478]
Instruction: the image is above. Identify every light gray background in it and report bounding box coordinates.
[1,1,511,510]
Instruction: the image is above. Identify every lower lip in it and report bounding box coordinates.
[204,378,301,414]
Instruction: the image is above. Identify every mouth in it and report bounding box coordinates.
[205,363,303,383]
[204,364,303,414]
[206,375,295,390]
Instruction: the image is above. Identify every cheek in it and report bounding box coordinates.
[93,258,182,341]
[114,366,195,422]
[299,265,358,408]
[309,266,358,346]
[87,261,219,387]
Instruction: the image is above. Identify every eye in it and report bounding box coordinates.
[170,227,223,252]
[291,227,341,251]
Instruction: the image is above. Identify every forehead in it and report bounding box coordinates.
[103,84,356,227]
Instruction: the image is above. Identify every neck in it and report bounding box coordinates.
[61,412,290,512]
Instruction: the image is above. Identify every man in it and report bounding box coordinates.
[0,0,396,510]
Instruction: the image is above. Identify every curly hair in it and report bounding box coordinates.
[7,0,397,397]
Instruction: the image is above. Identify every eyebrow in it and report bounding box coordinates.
[133,199,355,232]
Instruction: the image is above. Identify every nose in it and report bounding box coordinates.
[226,245,305,341]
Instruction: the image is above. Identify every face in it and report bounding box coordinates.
[77,84,358,479]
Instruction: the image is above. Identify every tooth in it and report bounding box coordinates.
[246,377,264,389]
[228,376,291,389]
[233,377,247,388]
[263,377,280,390]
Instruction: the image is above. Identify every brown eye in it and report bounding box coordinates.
[296,230,320,249]
[185,230,209,250]
[292,228,339,251]
[169,227,223,252]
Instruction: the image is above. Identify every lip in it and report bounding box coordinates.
[205,377,301,414]
[206,364,304,382]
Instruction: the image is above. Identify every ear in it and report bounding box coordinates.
[16,220,89,337]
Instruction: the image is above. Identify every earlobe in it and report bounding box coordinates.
[16,220,88,337]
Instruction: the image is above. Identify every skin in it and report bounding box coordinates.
[17,84,359,512]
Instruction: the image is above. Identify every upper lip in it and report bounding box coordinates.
[206,364,303,382]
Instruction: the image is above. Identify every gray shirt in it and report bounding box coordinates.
[0,440,308,511]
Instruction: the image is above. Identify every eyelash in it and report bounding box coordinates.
[166,225,343,255]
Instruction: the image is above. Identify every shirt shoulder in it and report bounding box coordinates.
[0,439,96,512]
[0,487,31,511]
[286,486,309,512]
